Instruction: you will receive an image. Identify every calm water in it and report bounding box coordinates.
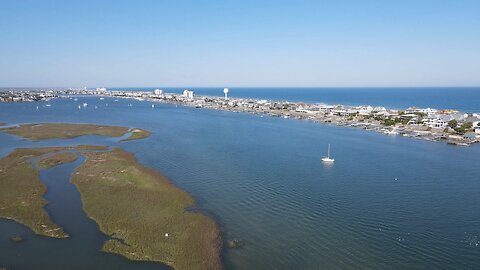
[109,87,480,112]
[1,96,480,269]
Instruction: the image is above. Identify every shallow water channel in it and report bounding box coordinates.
[0,154,170,270]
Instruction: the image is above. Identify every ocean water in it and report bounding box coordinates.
[109,87,480,112]
[1,96,480,269]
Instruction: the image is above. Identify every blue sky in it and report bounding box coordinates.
[0,0,479,87]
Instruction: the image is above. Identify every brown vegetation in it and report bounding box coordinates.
[0,148,68,238]
[0,145,107,238]
[38,152,78,169]
[72,148,222,270]
[1,123,129,140]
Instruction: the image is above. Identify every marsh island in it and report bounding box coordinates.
[0,123,222,270]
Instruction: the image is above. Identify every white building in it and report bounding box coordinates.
[422,115,452,129]
[418,108,438,115]
[358,106,373,116]
[153,89,163,95]
[96,87,107,92]
[183,90,195,99]
[223,88,229,100]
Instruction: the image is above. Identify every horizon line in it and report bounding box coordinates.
[1,85,480,89]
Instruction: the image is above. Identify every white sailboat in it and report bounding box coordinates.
[321,144,335,162]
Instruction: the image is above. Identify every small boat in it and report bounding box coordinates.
[78,105,81,109]
[74,98,78,101]
[99,97,104,100]
[321,144,335,162]
[83,103,88,107]
[151,104,155,108]
[45,104,51,107]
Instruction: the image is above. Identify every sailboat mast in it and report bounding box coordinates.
[328,144,330,158]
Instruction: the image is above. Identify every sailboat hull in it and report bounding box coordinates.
[322,144,335,162]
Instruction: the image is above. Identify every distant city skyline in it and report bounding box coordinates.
[1,0,479,87]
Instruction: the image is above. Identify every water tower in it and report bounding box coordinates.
[223,88,229,100]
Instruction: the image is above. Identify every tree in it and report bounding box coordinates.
[383,118,396,126]
[454,122,473,135]
[448,119,458,128]
[462,122,473,130]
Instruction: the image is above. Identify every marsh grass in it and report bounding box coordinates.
[0,145,107,238]
[72,148,222,270]
[1,123,129,140]
[38,152,78,169]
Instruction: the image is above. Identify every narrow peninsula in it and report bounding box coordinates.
[0,145,107,238]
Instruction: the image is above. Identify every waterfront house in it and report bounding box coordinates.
[422,114,467,129]
[331,108,352,117]
[407,117,420,125]
[358,106,373,116]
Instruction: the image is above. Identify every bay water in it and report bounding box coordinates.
[0,93,479,269]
